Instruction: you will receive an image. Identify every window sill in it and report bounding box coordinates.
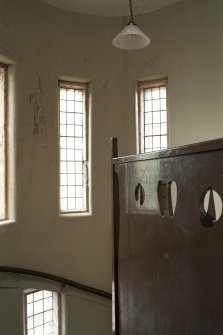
[0,219,15,227]
[60,211,92,218]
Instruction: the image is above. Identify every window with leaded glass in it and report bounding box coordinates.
[59,81,89,214]
[25,290,59,335]
[0,64,7,221]
[138,78,168,153]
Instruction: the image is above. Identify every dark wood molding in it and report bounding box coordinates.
[0,266,112,300]
[113,137,223,164]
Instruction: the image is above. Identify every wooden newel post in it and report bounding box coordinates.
[111,137,119,335]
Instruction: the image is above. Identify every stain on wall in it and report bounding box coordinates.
[29,77,45,135]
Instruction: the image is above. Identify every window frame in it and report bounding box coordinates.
[58,80,90,215]
[24,289,60,335]
[0,63,7,222]
[137,78,169,153]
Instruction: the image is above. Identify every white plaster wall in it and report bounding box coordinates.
[0,0,222,295]
[125,0,223,150]
[62,288,111,335]
[0,0,128,293]
[0,288,24,335]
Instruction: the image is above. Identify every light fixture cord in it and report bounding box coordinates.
[128,0,136,25]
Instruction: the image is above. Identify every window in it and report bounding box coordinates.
[59,81,89,214]
[0,64,7,221]
[25,290,59,335]
[138,78,168,153]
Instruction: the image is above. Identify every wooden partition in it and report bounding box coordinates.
[112,138,223,335]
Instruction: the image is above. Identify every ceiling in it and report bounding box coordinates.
[41,0,180,17]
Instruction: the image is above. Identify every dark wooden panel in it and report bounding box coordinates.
[113,138,223,335]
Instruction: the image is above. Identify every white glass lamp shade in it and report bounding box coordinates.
[112,23,150,50]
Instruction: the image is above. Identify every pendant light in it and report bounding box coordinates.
[112,0,150,50]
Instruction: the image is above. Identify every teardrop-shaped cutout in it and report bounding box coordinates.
[157,180,177,217]
[200,187,222,227]
[135,183,145,206]
[170,181,177,216]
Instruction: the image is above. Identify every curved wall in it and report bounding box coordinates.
[126,0,223,148]
[0,0,128,293]
[0,271,111,335]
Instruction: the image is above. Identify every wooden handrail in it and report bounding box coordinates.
[0,266,112,300]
